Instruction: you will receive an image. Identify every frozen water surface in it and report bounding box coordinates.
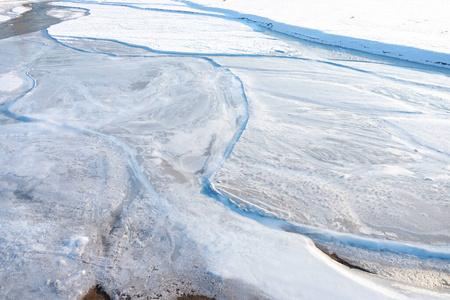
[211,53,450,244]
[48,1,294,55]
[0,0,450,299]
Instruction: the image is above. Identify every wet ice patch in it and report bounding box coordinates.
[2,2,450,298]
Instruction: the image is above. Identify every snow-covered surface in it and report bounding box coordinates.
[211,54,450,245]
[0,71,22,91]
[0,15,9,22]
[0,4,28,22]
[49,1,294,55]
[183,0,450,66]
[1,0,450,299]
[0,0,41,23]
[0,4,9,22]
[9,4,29,14]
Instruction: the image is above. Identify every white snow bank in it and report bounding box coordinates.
[0,4,29,23]
[0,0,46,23]
[92,0,222,14]
[0,3,31,22]
[211,54,450,247]
[45,7,86,20]
[9,5,29,15]
[0,71,22,91]
[184,0,450,66]
[0,7,10,22]
[48,2,294,55]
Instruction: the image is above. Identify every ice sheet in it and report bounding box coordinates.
[210,54,450,245]
[1,0,450,298]
[0,122,149,299]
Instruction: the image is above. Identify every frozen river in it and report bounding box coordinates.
[1,0,449,299]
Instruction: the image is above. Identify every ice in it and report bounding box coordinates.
[0,121,147,299]
[1,0,450,298]
[48,1,295,55]
[9,5,30,15]
[210,53,450,247]
[0,15,10,23]
[45,7,86,20]
[0,71,22,92]
[0,3,31,23]
[1,33,272,299]
[78,0,223,14]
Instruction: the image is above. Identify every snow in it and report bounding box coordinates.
[1,0,450,299]
[9,5,29,14]
[0,71,22,91]
[209,54,450,247]
[45,7,85,19]
[183,0,450,66]
[0,3,31,22]
[48,1,295,55]
[0,14,10,23]
[0,1,36,23]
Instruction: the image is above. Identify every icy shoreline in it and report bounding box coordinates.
[1,0,449,299]
[181,0,450,68]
